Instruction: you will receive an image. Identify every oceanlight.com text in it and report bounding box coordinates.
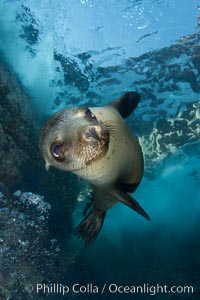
[25,283,194,296]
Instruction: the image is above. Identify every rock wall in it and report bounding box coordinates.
[0,55,79,299]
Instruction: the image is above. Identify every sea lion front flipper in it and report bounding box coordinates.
[110,189,151,221]
[108,91,140,118]
[75,207,106,248]
[83,192,94,216]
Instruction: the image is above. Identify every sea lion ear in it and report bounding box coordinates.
[108,91,140,118]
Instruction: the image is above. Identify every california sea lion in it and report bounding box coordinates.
[39,92,150,247]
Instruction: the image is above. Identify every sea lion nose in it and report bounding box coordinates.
[86,127,101,141]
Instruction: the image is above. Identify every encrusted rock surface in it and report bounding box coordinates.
[0,56,79,299]
[0,56,39,189]
[0,191,58,299]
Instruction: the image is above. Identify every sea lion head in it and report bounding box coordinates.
[39,107,110,172]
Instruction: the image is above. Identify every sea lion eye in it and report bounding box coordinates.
[50,143,63,160]
[85,109,96,120]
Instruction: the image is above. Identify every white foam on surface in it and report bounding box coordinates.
[0,0,199,113]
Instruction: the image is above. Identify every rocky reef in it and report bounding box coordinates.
[0,191,57,299]
[0,56,80,299]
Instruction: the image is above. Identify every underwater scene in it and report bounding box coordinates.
[0,0,200,299]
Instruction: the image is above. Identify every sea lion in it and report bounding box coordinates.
[39,91,150,247]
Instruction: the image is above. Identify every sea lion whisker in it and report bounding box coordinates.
[101,121,120,140]
[101,120,116,124]
[105,127,120,140]
[101,121,118,131]
[40,92,145,248]
[105,125,119,134]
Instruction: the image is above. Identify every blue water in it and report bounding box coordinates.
[0,0,200,299]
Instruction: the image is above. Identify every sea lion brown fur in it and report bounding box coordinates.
[39,92,150,247]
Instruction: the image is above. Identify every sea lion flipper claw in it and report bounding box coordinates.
[75,208,106,248]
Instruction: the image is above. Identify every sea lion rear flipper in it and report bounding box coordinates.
[110,189,151,221]
[75,207,106,248]
[108,91,140,118]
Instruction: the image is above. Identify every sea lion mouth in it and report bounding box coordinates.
[39,108,114,174]
[77,125,110,168]
[84,141,109,167]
